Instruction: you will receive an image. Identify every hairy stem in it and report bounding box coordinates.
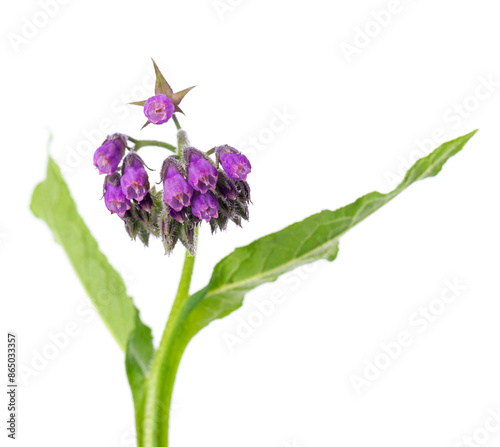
[172,114,181,131]
[176,130,189,158]
[128,138,176,153]
[141,238,197,447]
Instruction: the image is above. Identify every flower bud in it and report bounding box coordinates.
[235,180,251,203]
[191,191,218,222]
[218,195,235,219]
[137,192,153,213]
[124,213,139,239]
[169,208,185,223]
[179,223,196,255]
[210,211,229,234]
[161,156,193,212]
[93,134,126,175]
[159,210,180,255]
[144,94,175,125]
[184,148,218,193]
[216,145,251,181]
[216,171,237,201]
[138,226,150,246]
[104,173,131,217]
[120,153,150,202]
[235,199,250,221]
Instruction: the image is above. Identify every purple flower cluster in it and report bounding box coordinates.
[94,133,252,254]
[102,152,151,218]
[92,62,252,253]
[92,61,252,253]
[158,145,252,253]
[94,135,152,235]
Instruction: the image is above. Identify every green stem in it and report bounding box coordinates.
[142,234,197,447]
[172,114,181,130]
[177,250,196,301]
[128,138,176,153]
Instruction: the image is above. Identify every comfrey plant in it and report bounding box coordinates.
[31,59,477,447]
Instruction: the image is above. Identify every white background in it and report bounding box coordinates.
[2,0,500,446]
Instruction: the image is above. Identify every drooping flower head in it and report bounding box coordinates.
[184,147,218,193]
[191,191,219,222]
[93,60,253,255]
[144,94,175,125]
[161,156,193,212]
[120,153,150,202]
[216,145,251,181]
[93,61,255,255]
[104,173,131,217]
[93,134,126,175]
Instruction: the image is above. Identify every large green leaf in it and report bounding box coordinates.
[30,157,148,352]
[141,131,477,446]
[31,156,155,445]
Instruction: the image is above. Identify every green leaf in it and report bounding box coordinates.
[31,156,156,445]
[30,156,147,352]
[141,130,477,446]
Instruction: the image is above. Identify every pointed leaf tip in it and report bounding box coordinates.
[152,59,173,97]
[150,59,194,114]
[130,100,147,107]
[172,86,196,104]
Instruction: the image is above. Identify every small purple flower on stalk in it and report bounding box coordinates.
[161,156,193,212]
[104,173,130,217]
[144,94,175,125]
[120,153,150,202]
[216,145,252,181]
[184,148,218,193]
[93,134,126,175]
[191,191,219,222]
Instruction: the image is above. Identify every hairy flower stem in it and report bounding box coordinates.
[128,138,176,153]
[172,114,181,131]
[141,233,198,447]
[176,131,189,159]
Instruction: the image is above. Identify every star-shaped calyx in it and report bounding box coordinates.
[130,59,195,129]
